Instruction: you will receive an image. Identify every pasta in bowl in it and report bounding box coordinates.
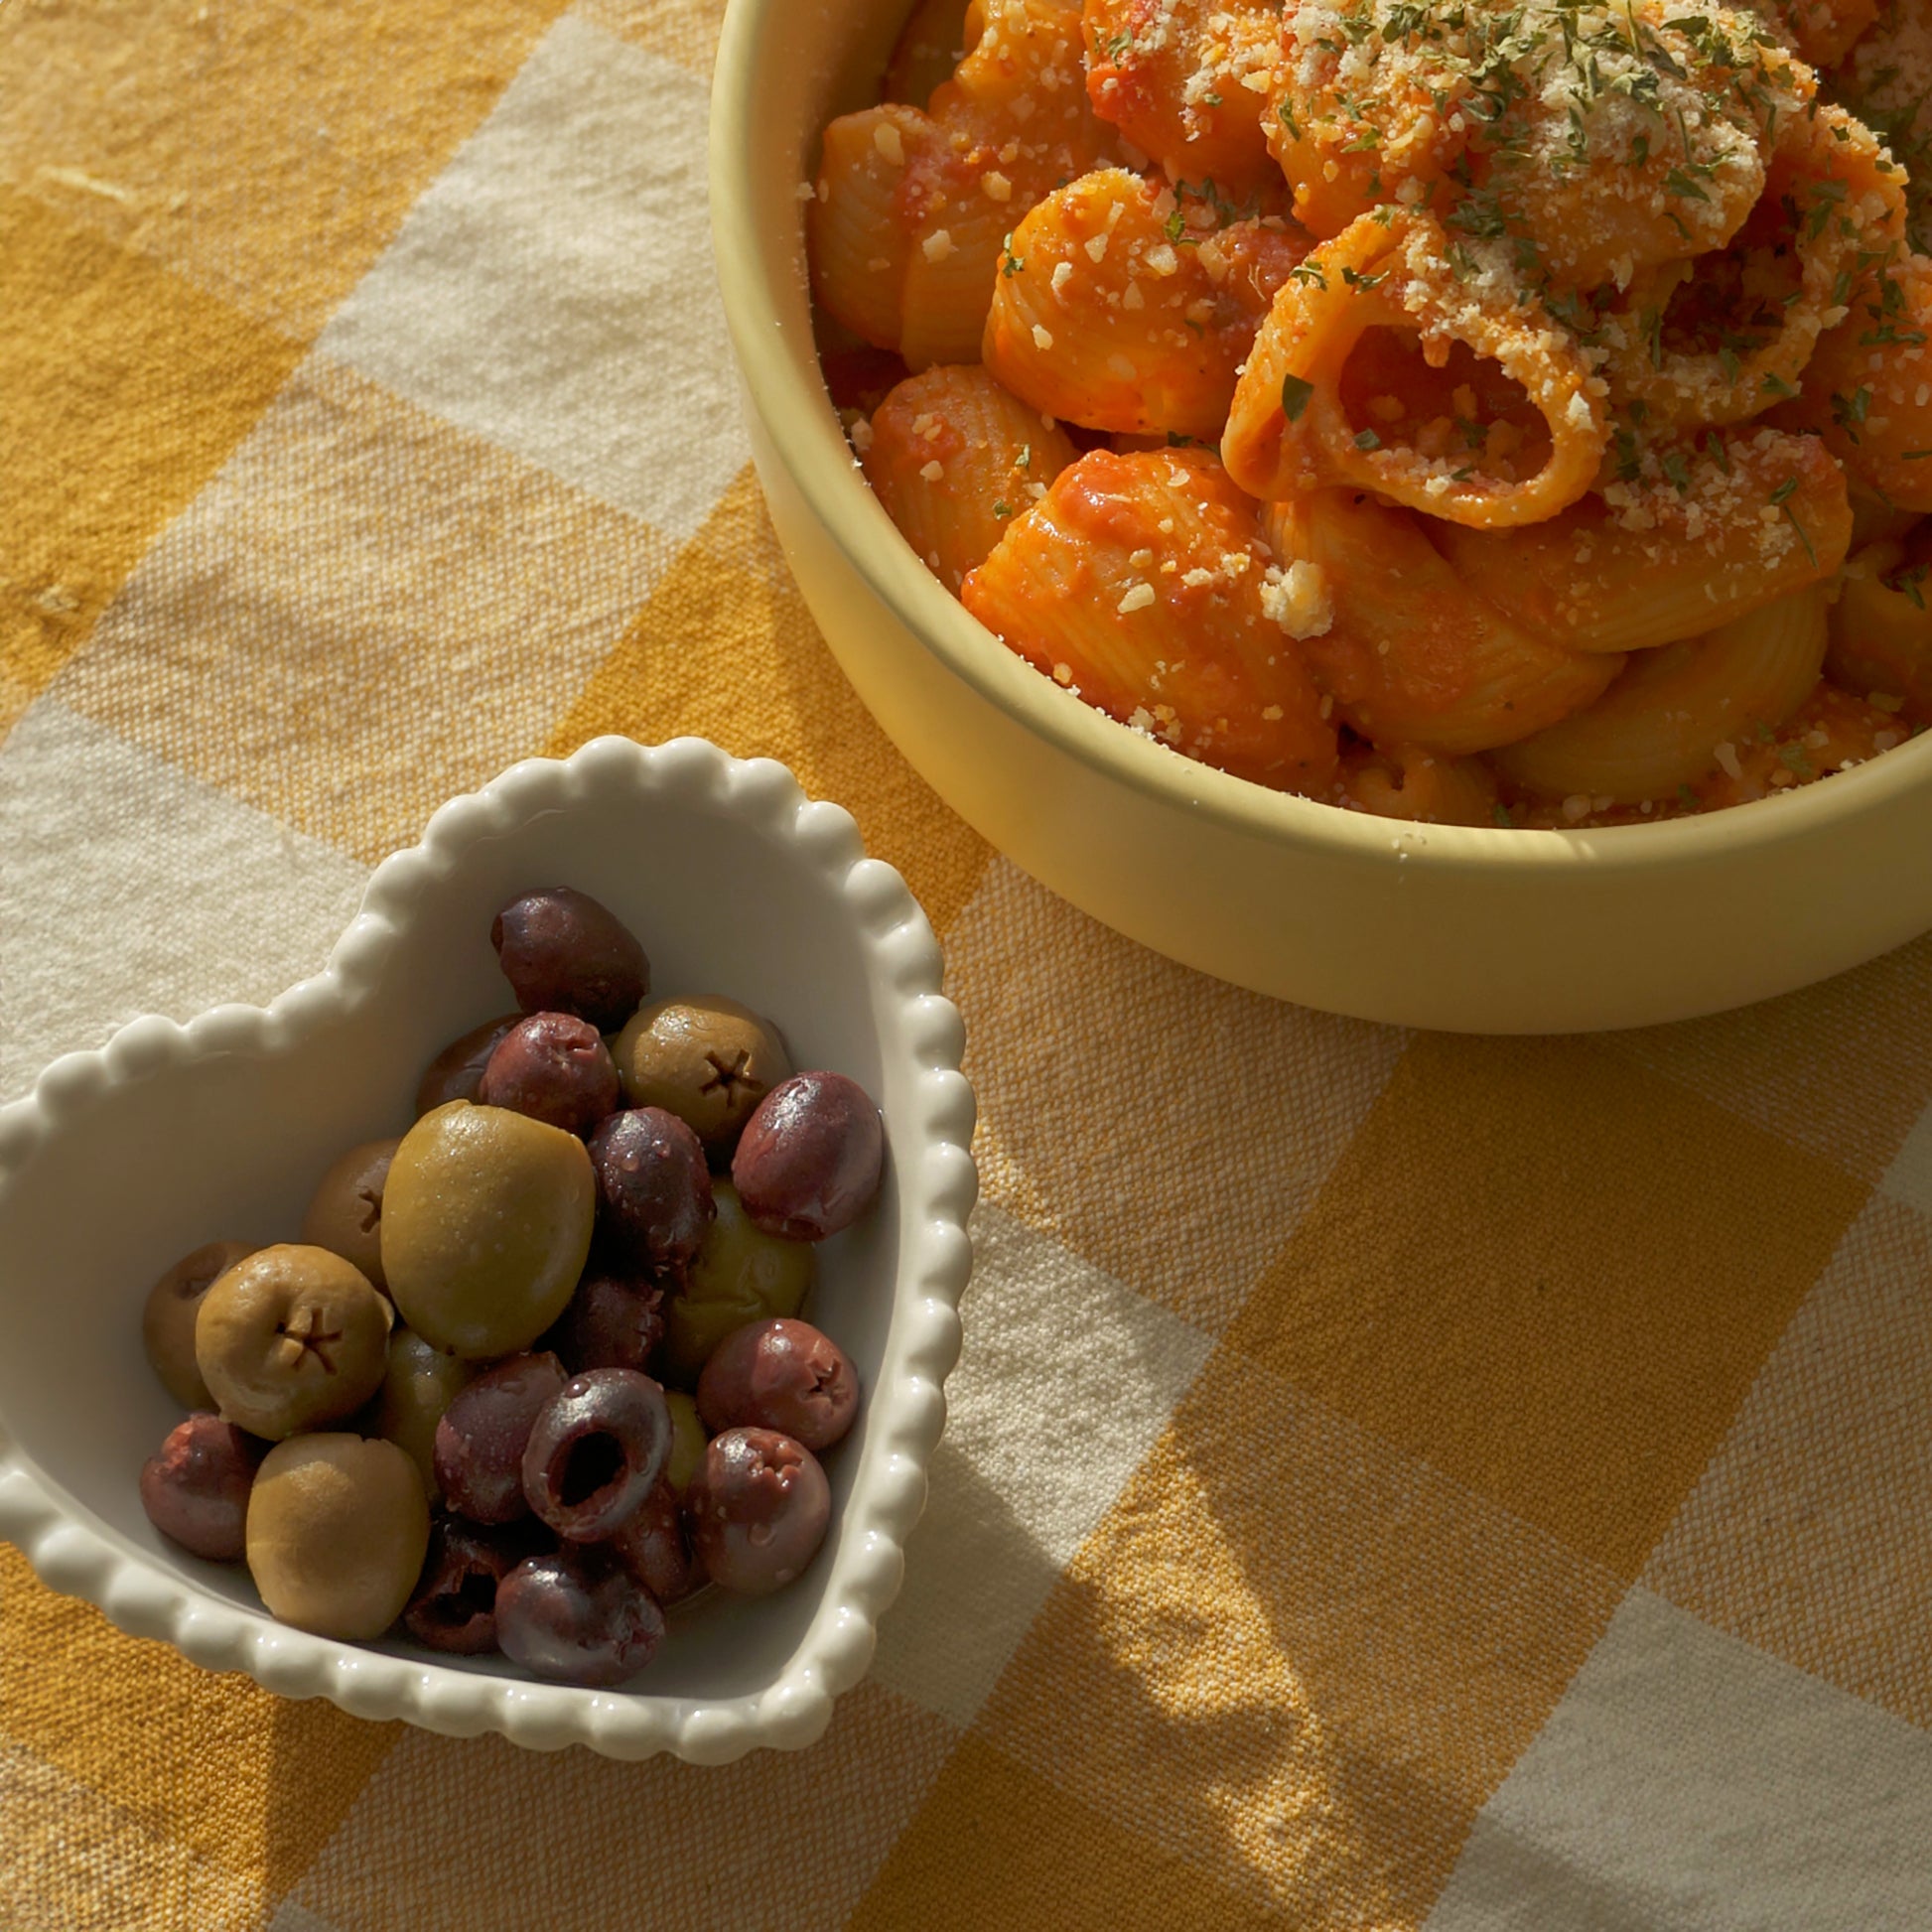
[708,0,1932,1029]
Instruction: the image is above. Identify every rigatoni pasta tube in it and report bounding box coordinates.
[1335,743,1501,828]
[1827,537,1932,722]
[963,449,1338,791]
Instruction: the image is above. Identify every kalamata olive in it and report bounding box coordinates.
[139,1414,264,1562]
[686,1428,830,1595]
[433,1352,567,1524]
[696,1318,859,1451]
[613,996,791,1158]
[415,1014,520,1116]
[246,1435,430,1640]
[540,1273,664,1376]
[479,1013,620,1137]
[587,1108,714,1276]
[491,889,649,1034]
[403,1517,541,1654]
[142,1240,255,1411]
[495,1545,665,1687]
[195,1245,393,1440]
[662,1390,707,1494]
[731,1072,883,1241]
[610,1478,705,1604]
[520,1367,671,1542]
[300,1138,400,1292]
[658,1181,812,1388]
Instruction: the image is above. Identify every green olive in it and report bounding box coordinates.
[141,1240,256,1411]
[300,1138,400,1292]
[613,996,790,1156]
[371,1327,480,1499]
[662,1390,707,1494]
[382,1101,595,1358]
[659,1180,813,1386]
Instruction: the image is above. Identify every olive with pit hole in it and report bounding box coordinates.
[432,1351,568,1525]
[415,1014,520,1117]
[300,1138,400,1292]
[371,1327,481,1500]
[403,1517,541,1655]
[686,1427,830,1595]
[246,1435,430,1640]
[613,996,791,1157]
[142,1240,255,1411]
[479,1013,620,1137]
[521,1367,671,1543]
[139,1414,264,1562]
[732,1071,884,1241]
[195,1245,392,1441]
[696,1317,858,1451]
[491,888,649,1034]
[658,1180,812,1388]
[383,1101,595,1359]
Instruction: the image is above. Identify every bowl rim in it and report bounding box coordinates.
[707,0,1932,876]
[0,735,977,1763]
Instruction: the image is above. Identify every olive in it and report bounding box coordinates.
[491,888,649,1034]
[612,996,791,1158]
[142,1240,255,1411]
[520,1368,671,1543]
[540,1273,664,1377]
[370,1327,481,1500]
[495,1545,665,1687]
[194,1245,392,1441]
[139,1414,264,1562]
[658,1180,813,1388]
[300,1138,400,1293]
[586,1108,714,1277]
[686,1428,830,1595]
[246,1435,430,1640]
[732,1071,884,1241]
[479,1013,620,1138]
[610,1479,705,1604]
[662,1390,707,1495]
[432,1352,567,1525]
[403,1517,542,1654]
[415,1014,520,1117]
[382,1101,595,1358]
[696,1318,858,1451]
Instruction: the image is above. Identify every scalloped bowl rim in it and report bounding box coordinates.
[0,735,976,1762]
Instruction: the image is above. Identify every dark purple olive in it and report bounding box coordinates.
[610,1478,705,1604]
[140,1415,264,1562]
[490,889,649,1035]
[433,1352,567,1524]
[521,1367,671,1541]
[495,1545,665,1687]
[686,1428,830,1595]
[541,1273,665,1376]
[587,1108,714,1275]
[696,1318,859,1451]
[731,1072,883,1241]
[415,1014,521,1117]
[403,1517,544,1654]
[479,1013,621,1137]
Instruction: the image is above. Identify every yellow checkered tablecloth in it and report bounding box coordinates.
[5,0,1932,1925]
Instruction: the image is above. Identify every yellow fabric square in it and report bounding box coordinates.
[1227,1034,1869,1578]
[0,189,305,697]
[0,1546,399,1904]
[964,1346,1624,1929]
[547,464,993,938]
[0,0,570,339]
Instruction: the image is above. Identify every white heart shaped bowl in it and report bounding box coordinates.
[0,736,975,1762]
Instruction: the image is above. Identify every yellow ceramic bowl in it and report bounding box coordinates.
[707,0,1932,1033]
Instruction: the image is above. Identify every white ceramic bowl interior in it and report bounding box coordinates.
[0,736,975,1762]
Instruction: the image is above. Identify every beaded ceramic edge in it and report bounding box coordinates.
[0,735,976,1763]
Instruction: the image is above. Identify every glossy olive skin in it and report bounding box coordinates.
[371,1327,481,1500]
[586,1108,714,1277]
[139,1415,264,1562]
[495,1545,665,1687]
[732,1071,884,1241]
[300,1138,400,1292]
[382,1101,596,1358]
[686,1428,830,1595]
[246,1436,430,1640]
[479,1013,621,1138]
[403,1517,542,1654]
[142,1240,255,1411]
[696,1318,859,1452]
[415,1014,520,1117]
[658,1181,813,1387]
[520,1368,672,1542]
[195,1245,393,1441]
[540,1273,664,1377]
[662,1390,707,1495]
[613,996,791,1157]
[491,889,649,1035]
[433,1352,568,1525]
[611,1478,705,1604]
